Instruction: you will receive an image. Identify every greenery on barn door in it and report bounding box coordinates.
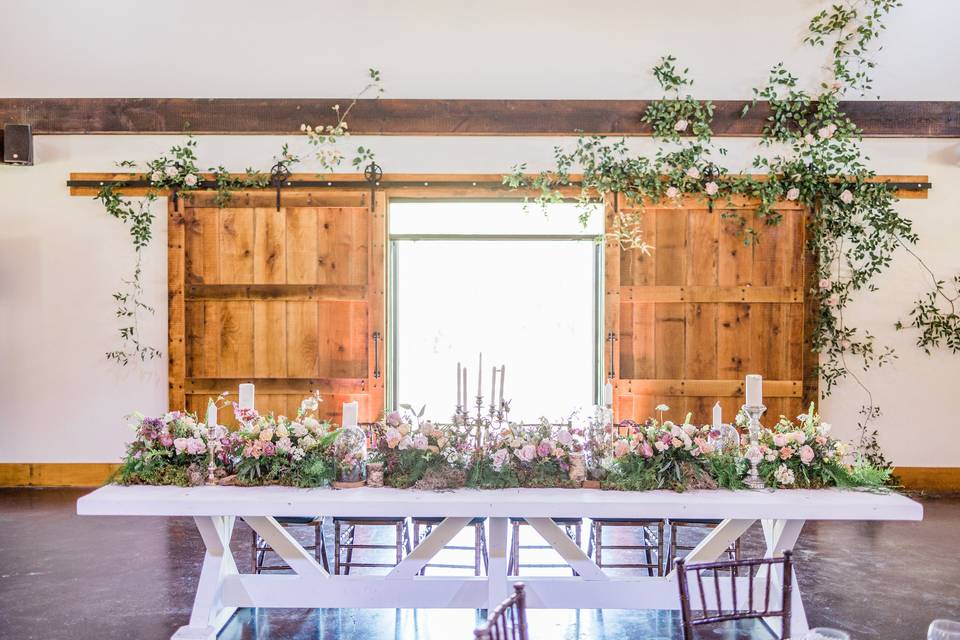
[505,0,960,467]
[95,71,383,366]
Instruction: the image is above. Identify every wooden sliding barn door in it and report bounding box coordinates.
[168,190,385,425]
[605,194,812,425]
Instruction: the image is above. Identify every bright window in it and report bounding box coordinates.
[389,201,602,422]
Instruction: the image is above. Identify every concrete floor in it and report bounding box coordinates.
[0,488,957,639]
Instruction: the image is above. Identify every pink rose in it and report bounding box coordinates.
[773,434,788,448]
[704,181,719,196]
[184,174,198,187]
[557,429,573,446]
[492,448,509,471]
[262,441,276,456]
[665,186,680,199]
[817,125,834,139]
[786,187,800,201]
[385,411,402,427]
[164,165,178,178]
[826,293,840,307]
[173,438,188,454]
[640,441,654,458]
[159,434,174,447]
[685,167,700,179]
[779,446,793,460]
[799,445,815,465]
[412,434,429,450]
[384,427,401,448]
[517,443,536,462]
[803,133,815,145]
[537,440,555,458]
[839,189,854,205]
[674,119,689,132]
[150,171,163,183]
[613,440,630,459]
[819,278,832,290]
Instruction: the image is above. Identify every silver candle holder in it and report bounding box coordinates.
[742,404,767,490]
[206,422,219,486]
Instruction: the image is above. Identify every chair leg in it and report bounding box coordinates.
[508,521,520,576]
[667,522,678,574]
[572,524,582,577]
[396,522,403,566]
[334,521,342,575]
[656,520,665,577]
[593,521,602,569]
[344,524,355,576]
[480,524,489,574]
[644,527,655,577]
[474,522,482,576]
[252,528,259,574]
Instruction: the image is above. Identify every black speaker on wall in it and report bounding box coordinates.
[2,124,33,165]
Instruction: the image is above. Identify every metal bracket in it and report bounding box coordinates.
[606,332,617,379]
[372,331,382,379]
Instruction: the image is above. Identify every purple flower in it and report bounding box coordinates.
[385,411,402,427]
[262,441,276,457]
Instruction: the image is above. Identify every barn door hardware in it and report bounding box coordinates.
[270,160,292,211]
[372,331,382,379]
[606,332,617,378]
[364,161,383,212]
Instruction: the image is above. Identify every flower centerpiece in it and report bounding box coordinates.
[603,413,744,491]
[369,405,472,490]
[751,404,891,489]
[469,418,584,489]
[115,409,224,487]
[223,392,339,487]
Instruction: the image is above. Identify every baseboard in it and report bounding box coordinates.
[0,463,119,487]
[894,467,960,492]
[1,463,958,491]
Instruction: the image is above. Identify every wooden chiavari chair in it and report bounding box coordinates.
[676,550,793,640]
[474,582,528,640]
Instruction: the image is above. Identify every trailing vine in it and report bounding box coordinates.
[95,71,383,366]
[503,1,943,467]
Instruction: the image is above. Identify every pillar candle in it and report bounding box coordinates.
[603,380,613,407]
[342,401,359,428]
[490,366,497,404]
[712,402,722,429]
[206,400,217,429]
[238,383,255,411]
[745,374,763,407]
[457,362,462,407]
[462,367,467,408]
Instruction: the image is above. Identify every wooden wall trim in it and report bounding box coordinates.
[0,463,118,487]
[895,467,960,492]
[168,199,186,412]
[6,98,959,137]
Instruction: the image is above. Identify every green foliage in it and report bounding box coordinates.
[642,56,714,142]
[897,273,960,355]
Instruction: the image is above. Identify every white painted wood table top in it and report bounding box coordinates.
[76,486,922,640]
[77,485,923,520]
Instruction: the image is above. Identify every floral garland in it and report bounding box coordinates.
[503,1,958,468]
[114,397,890,492]
[95,71,383,365]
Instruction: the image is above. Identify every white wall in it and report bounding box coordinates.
[1,1,958,465]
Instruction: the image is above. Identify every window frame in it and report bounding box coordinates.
[385,197,604,413]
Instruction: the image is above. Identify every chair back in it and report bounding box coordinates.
[474,582,528,640]
[676,550,793,640]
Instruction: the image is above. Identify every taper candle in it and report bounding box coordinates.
[206,399,217,429]
[499,365,505,405]
[462,367,468,408]
[477,353,483,398]
[457,362,462,408]
[712,402,722,429]
[490,366,497,405]
[342,401,359,428]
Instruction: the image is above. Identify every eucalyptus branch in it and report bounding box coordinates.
[302,68,384,171]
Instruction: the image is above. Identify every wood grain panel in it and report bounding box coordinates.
[254,301,287,378]
[218,208,254,283]
[286,207,319,284]
[609,204,809,424]
[254,207,286,284]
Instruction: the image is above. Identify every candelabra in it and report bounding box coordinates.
[453,394,511,455]
[742,404,767,490]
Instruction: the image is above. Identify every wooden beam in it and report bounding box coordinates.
[622,286,803,304]
[185,284,367,302]
[616,379,803,398]
[5,98,958,137]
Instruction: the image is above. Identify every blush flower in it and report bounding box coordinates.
[674,119,689,132]
[517,443,536,463]
[613,439,630,459]
[184,174,198,187]
[665,186,680,199]
[826,293,840,307]
[704,181,719,196]
[799,445,815,465]
[839,189,854,204]
[786,187,800,201]
[685,167,700,179]
[492,448,509,471]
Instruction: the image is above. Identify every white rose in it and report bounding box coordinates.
[183,174,198,187]
[839,189,854,205]
[164,165,178,178]
[786,187,800,201]
[674,119,689,132]
[685,167,700,180]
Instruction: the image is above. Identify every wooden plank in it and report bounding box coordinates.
[318,207,368,285]
[185,284,367,301]
[254,301,287,378]
[254,207,286,284]
[367,194,387,421]
[218,208,255,284]
[287,301,320,377]
[286,207,319,284]
[12,98,959,136]
[317,301,367,378]
[186,378,367,394]
[218,301,254,378]
[617,379,802,398]
[603,195,621,384]
[622,286,802,303]
[168,198,186,411]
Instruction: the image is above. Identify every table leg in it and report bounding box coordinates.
[173,516,239,640]
[762,519,808,636]
[487,517,509,611]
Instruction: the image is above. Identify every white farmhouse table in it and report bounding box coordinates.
[77,485,922,640]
